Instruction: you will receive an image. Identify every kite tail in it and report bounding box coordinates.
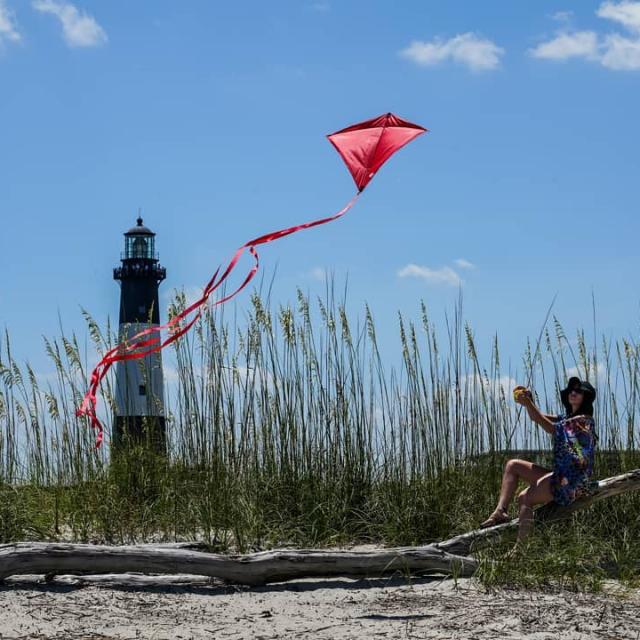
[76,192,361,449]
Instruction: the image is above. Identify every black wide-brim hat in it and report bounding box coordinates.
[560,376,596,412]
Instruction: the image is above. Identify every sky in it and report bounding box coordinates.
[2,0,640,386]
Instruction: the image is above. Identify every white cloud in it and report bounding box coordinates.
[164,286,207,306]
[162,286,222,328]
[601,32,640,67]
[597,0,640,32]
[163,364,179,385]
[0,0,21,45]
[400,33,504,71]
[183,286,206,308]
[531,1,640,70]
[551,10,574,23]
[454,258,476,270]
[231,364,274,389]
[397,263,462,287]
[565,362,608,385]
[529,31,599,60]
[33,0,107,48]
[465,373,518,400]
[309,267,327,282]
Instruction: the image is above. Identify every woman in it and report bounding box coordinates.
[479,376,598,545]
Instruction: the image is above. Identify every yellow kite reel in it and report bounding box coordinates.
[512,385,530,403]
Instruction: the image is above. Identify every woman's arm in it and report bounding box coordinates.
[520,396,556,435]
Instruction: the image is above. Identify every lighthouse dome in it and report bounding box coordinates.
[125,217,155,236]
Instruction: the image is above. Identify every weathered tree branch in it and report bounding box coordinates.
[1,469,638,585]
[0,542,478,585]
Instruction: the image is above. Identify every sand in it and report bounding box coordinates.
[1,572,639,640]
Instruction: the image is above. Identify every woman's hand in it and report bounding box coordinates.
[513,386,555,434]
[513,385,533,405]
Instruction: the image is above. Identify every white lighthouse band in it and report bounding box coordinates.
[114,323,165,418]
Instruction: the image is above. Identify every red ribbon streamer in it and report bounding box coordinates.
[76,192,361,449]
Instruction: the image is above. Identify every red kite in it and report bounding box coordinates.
[328,113,427,192]
[77,113,428,449]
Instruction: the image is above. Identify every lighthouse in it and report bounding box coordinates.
[112,217,167,454]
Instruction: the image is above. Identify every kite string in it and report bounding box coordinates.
[507,291,558,445]
[76,192,361,448]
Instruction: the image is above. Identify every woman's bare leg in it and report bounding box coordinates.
[516,471,554,542]
[483,459,552,525]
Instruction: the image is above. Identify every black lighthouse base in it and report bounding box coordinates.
[113,416,167,456]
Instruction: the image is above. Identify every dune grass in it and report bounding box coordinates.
[1,279,639,590]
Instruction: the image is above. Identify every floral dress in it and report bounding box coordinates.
[550,414,598,506]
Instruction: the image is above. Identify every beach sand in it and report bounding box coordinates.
[1,572,639,639]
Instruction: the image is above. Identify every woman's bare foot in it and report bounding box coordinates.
[479,508,510,529]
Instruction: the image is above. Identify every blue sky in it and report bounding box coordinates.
[2,0,640,384]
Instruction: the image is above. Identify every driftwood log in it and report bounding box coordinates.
[0,543,478,585]
[1,469,638,586]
